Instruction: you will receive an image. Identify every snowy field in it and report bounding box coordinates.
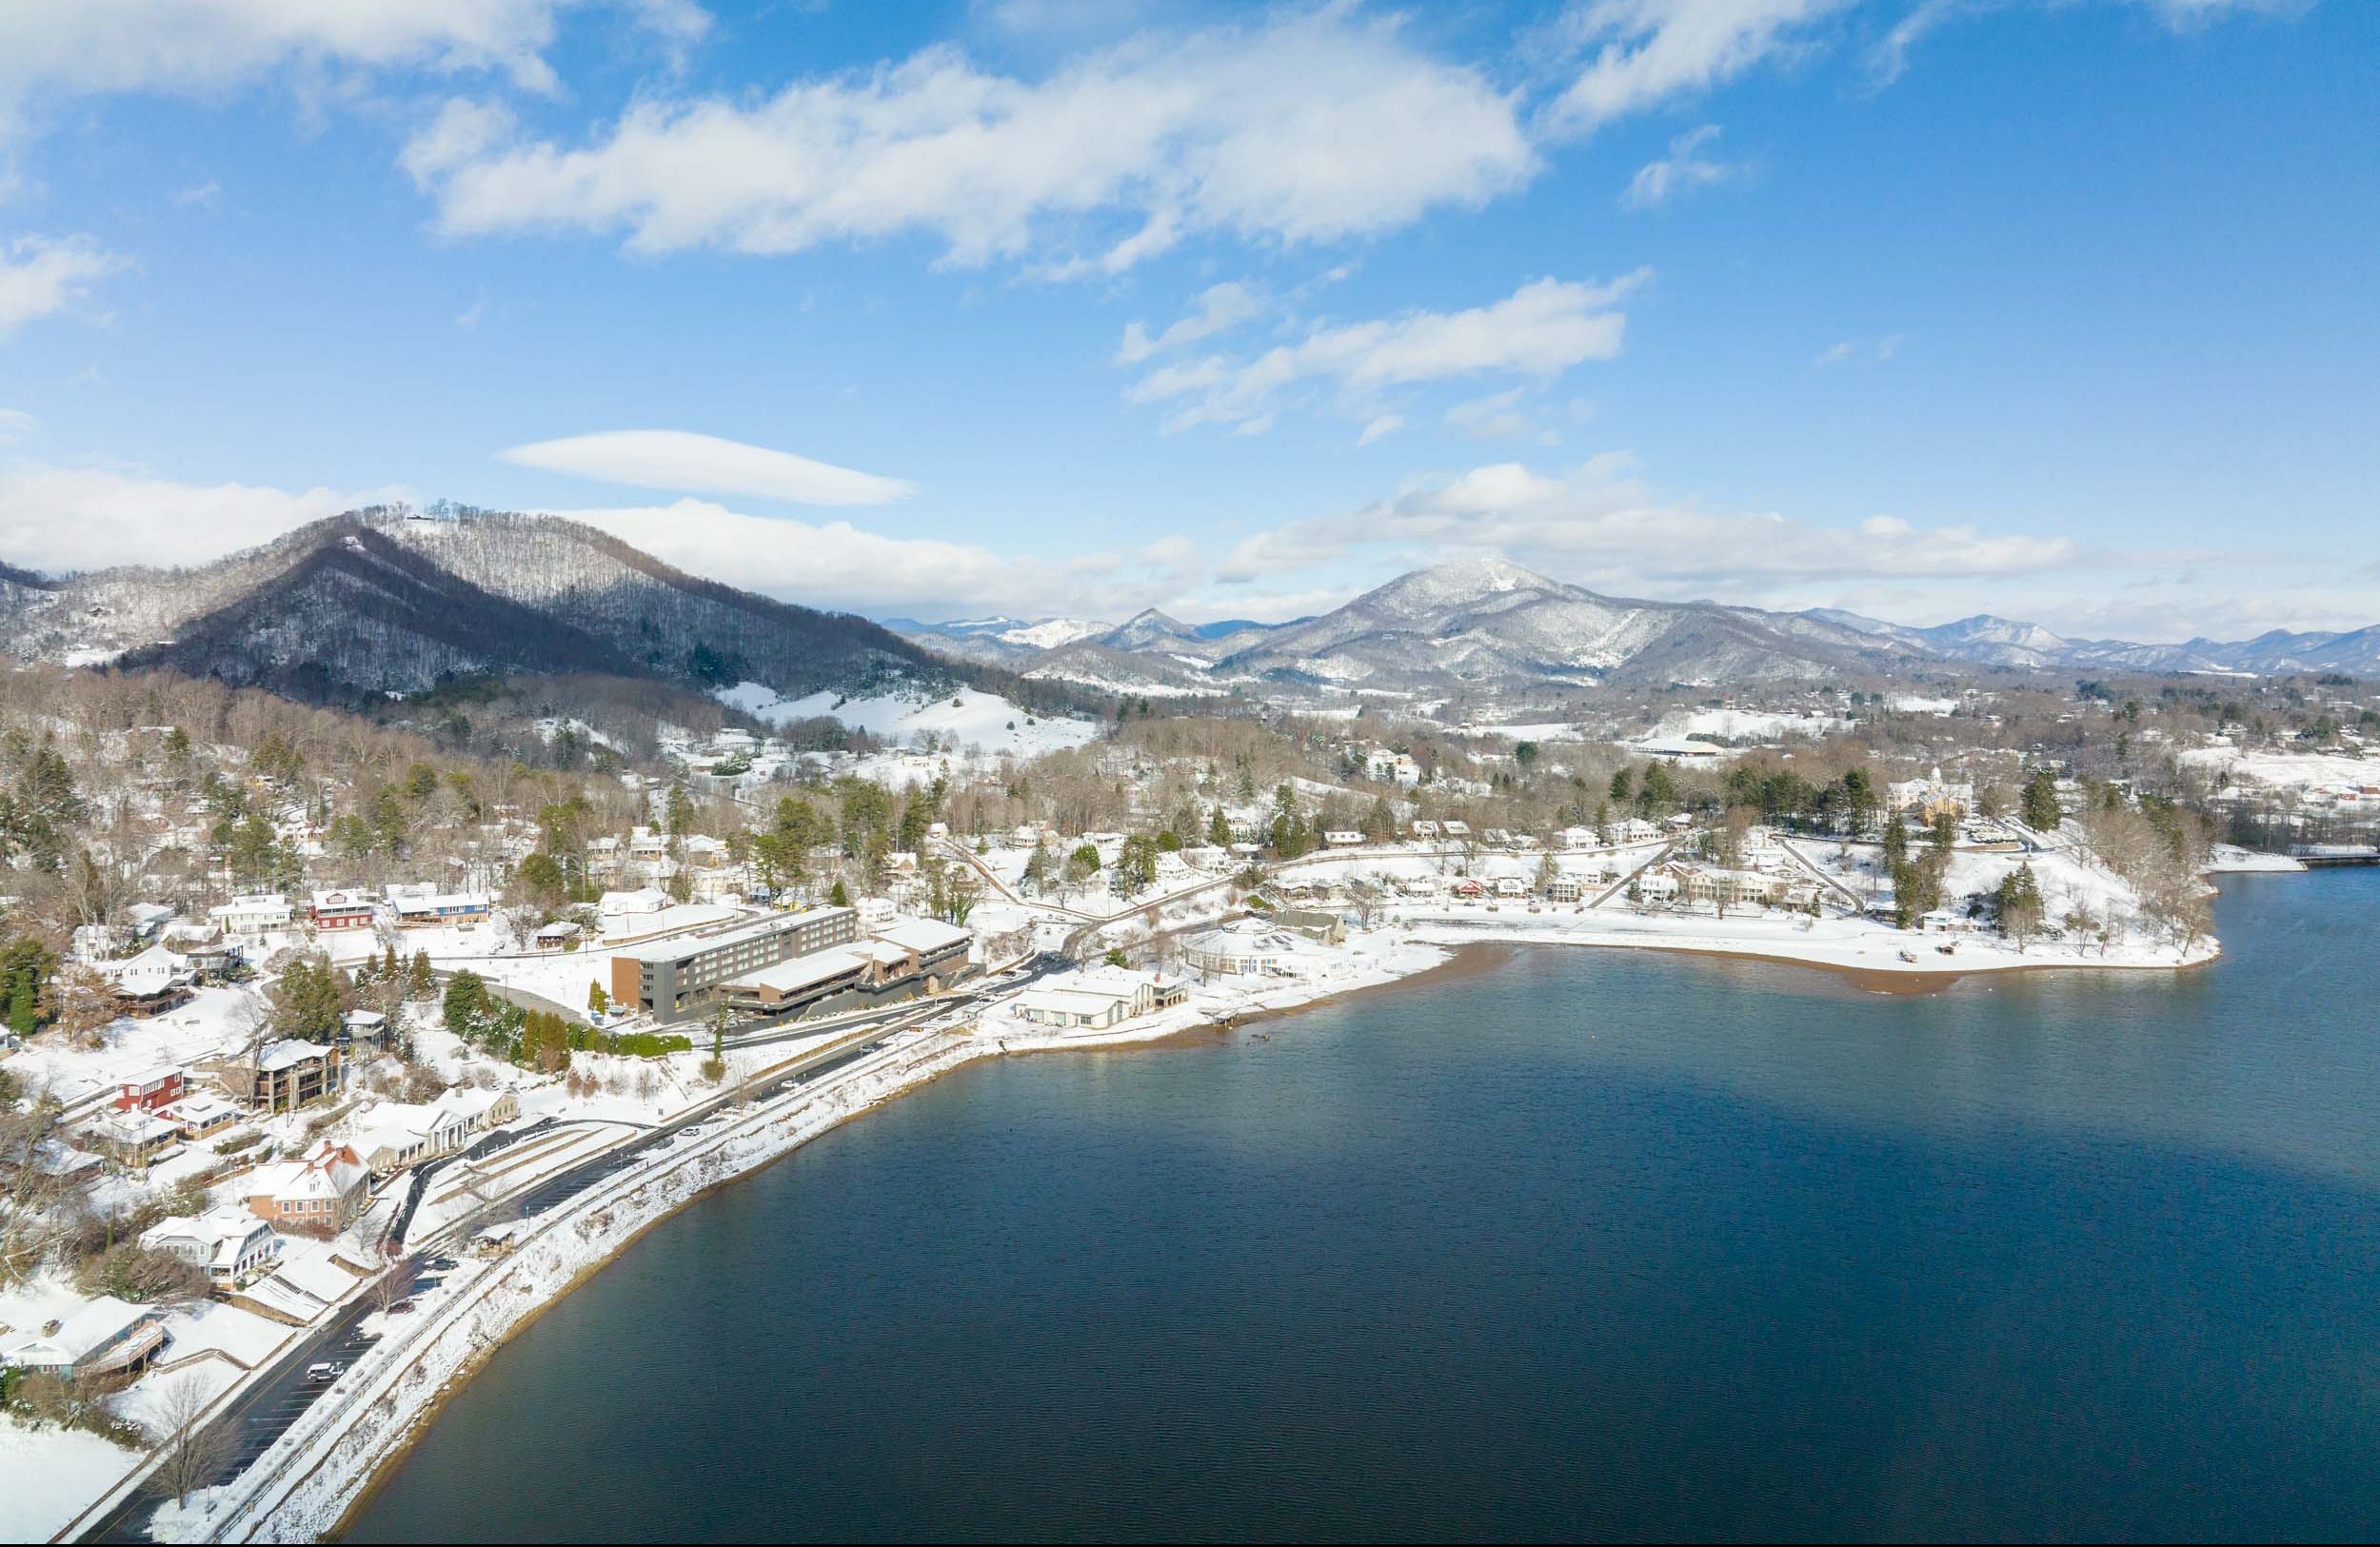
[717,682,1101,758]
[2179,744,2377,794]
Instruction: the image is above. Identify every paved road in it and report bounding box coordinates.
[72,981,1024,1545]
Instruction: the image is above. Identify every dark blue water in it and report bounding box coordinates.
[346,873,2380,1541]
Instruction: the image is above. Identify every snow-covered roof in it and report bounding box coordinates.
[873,918,971,955]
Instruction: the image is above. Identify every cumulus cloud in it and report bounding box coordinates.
[1543,0,1853,136]
[499,429,915,506]
[1620,123,1739,208]
[0,462,397,572]
[402,8,1534,270]
[0,234,129,338]
[1126,272,1645,433]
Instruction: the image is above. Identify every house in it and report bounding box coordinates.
[1015,968,1187,1031]
[1411,821,1441,840]
[1632,868,1681,902]
[142,1208,281,1288]
[101,944,193,1012]
[1440,821,1473,840]
[535,921,582,949]
[1613,818,1662,844]
[1545,876,1587,902]
[1451,878,1485,899]
[1180,844,1231,872]
[159,1089,242,1140]
[218,1040,340,1113]
[122,902,175,943]
[683,835,730,869]
[208,892,293,940]
[0,1297,166,1378]
[338,1009,389,1055]
[1887,768,1976,825]
[243,1140,372,1231]
[1322,830,1365,848]
[1493,876,1527,898]
[308,889,377,933]
[354,1086,518,1176]
[116,1064,186,1113]
[1557,826,1601,850]
[1180,920,1322,978]
[386,884,490,928]
[87,1108,183,1168]
[1269,907,1345,945]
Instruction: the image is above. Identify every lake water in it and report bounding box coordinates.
[346,872,2380,1541]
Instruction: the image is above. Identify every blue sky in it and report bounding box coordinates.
[1,0,2372,641]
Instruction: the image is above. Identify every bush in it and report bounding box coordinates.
[600,1031,693,1059]
[72,1242,208,1305]
[213,1131,263,1156]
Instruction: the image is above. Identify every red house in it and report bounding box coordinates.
[309,889,377,932]
[116,1064,186,1112]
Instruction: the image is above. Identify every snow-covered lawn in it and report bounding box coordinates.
[0,1413,140,1542]
[0,985,270,1106]
[718,682,1101,758]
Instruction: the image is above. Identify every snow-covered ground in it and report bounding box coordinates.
[0,985,270,1107]
[2180,744,2376,795]
[0,1413,144,1542]
[2204,843,2308,874]
[717,682,1101,758]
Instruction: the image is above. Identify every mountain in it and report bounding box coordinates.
[1199,559,1929,693]
[0,508,988,704]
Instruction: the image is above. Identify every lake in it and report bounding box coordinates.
[346,872,2380,1540]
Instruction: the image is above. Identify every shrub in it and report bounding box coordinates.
[72,1242,208,1305]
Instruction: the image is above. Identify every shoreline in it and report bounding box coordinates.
[225,920,2216,1543]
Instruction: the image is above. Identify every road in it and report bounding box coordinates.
[71,969,1041,1545]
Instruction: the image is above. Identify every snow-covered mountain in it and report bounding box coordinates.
[0,508,975,703]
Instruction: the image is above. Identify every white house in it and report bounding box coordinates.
[100,944,193,1004]
[208,892,292,940]
[1322,830,1365,848]
[1015,968,1187,1031]
[0,1297,165,1377]
[142,1207,282,1287]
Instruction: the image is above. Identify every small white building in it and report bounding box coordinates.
[209,892,293,940]
[0,1297,165,1378]
[142,1207,282,1287]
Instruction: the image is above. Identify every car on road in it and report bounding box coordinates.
[304,1361,340,1382]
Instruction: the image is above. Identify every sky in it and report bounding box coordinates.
[0,0,2373,643]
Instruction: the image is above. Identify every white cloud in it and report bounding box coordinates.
[1620,122,1738,208]
[499,429,915,506]
[403,8,1534,270]
[168,178,222,208]
[1214,454,2081,591]
[0,408,32,442]
[0,0,707,138]
[1355,413,1404,446]
[0,462,395,572]
[1812,332,1903,367]
[0,234,129,338]
[1444,387,1537,440]
[1874,0,2302,84]
[554,498,1191,619]
[1543,0,1854,135]
[1116,281,1262,366]
[1127,271,1646,433]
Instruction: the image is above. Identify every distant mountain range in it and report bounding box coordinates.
[893,558,2380,698]
[0,508,1009,706]
[7,517,2370,713]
